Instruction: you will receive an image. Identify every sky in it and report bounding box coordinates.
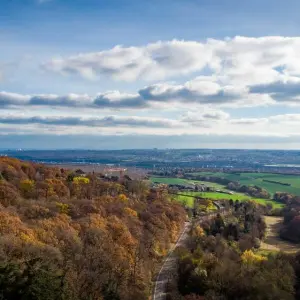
[2,0,300,149]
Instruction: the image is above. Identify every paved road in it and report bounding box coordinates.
[153,212,226,300]
[153,221,191,300]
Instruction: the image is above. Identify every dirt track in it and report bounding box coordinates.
[261,216,300,253]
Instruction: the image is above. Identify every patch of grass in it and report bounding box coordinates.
[175,191,283,209]
[171,194,217,210]
[171,191,283,209]
[255,249,278,257]
[151,177,191,185]
[150,176,226,189]
[171,194,195,208]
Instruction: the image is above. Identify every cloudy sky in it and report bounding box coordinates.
[2,0,300,149]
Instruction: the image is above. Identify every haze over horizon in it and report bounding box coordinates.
[2,0,300,149]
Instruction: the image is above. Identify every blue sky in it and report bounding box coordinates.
[1,0,300,149]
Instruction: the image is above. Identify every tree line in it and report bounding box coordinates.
[274,193,300,243]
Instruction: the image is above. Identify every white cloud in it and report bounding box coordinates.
[0,114,183,129]
[43,40,215,81]
[181,109,230,126]
[40,36,300,106]
[0,91,31,106]
[3,36,300,143]
[1,112,300,139]
[230,118,269,125]
[249,78,300,104]
[0,75,277,110]
[43,36,300,85]
[0,91,93,108]
[269,114,300,123]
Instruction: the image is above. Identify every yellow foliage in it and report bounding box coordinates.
[206,200,214,210]
[20,179,35,192]
[170,221,180,242]
[118,193,128,203]
[20,232,34,243]
[35,214,77,247]
[124,207,138,217]
[19,230,43,246]
[73,177,90,184]
[241,249,267,264]
[44,179,56,197]
[153,241,167,256]
[194,225,205,237]
[56,202,70,214]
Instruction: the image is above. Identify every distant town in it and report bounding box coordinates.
[1,148,300,174]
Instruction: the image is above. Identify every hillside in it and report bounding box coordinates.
[0,157,186,300]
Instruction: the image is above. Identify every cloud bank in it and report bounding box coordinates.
[39,36,300,108]
[0,115,181,128]
[0,76,290,110]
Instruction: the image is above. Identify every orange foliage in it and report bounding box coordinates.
[0,157,186,300]
[124,207,138,217]
[0,211,23,235]
[0,180,20,207]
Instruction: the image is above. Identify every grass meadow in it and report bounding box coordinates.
[151,176,284,208]
[188,172,300,196]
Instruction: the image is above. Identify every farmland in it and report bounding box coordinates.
[150,176,226,189]
[188,172,300,196]
[150,176,284,208]
[172,191,283,208]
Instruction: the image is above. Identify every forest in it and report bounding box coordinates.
[0,157,186,300]
[174,201,300,300]
[276,192,300,243]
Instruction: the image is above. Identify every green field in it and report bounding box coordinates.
[150,176,284,208]
[172,191,283,209]
[188,172,300,196]
[150,176,225,189]
[171,194,194,207]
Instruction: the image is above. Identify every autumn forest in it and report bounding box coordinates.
[0,157,186,299]
[2,157,300,300]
